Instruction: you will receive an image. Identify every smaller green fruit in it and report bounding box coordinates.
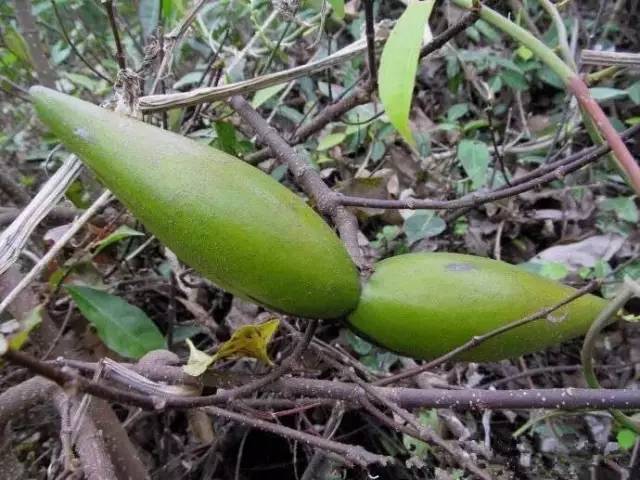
[346,253,609,361]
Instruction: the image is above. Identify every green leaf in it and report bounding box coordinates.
[539,261,569,281]
[66,285,165,359]
[475,19,500,41]
[627,81,640,105]
[403,409,439,457]
[501,70,528,90]
[446,103,469,122]
[589,87,628,102]
[404,211,446,244]
[317,132,346,151]
[214,121,238,156]
[458,139,490,189]
[8,306,42,351]
[2,26,31,65]
[617,429,637,450]
[92,225,144,255]
[139,0,161,39]
[328,0,345,20]
[537,67,564,89]
[251,83,288,108]
[64,72,100,91]
[343,329,373,355]
[378,0,434,145]
[515,45,534,61]
[600,196,639,223]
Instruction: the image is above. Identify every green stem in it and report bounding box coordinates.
[538,0,577,71]
[452,0,573,81]
[581,280,640,434]
[451,0,640,196]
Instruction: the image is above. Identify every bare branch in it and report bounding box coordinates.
[7,350,640,412]
[102,0,126,70]
[336,125,640,210]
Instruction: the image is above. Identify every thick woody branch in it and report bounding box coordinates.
[6,349,640,412]
[52,392,118,480]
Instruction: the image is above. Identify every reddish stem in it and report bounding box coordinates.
[567,75,640,195]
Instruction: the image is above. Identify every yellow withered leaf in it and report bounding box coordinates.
[183,338,215,377]
[183,318,280,377]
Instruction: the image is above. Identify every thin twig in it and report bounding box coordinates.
[376,280,602,386]
[202,404,390,468]
[581,279,640,433]
[51,0,111,82]
[102,0,126,70]
[363,0,377,85]
[0,190,112,316]
[336,124,639,210]
[140,37,373,112]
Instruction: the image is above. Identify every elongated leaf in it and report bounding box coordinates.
[458,139,490,189]
[378,0,434,145]
[628,81,640,105]
[404,211,446,244]
[252,83,288,108]
[590,87,628,102]
[93,225,144,255]
[66,285,165,359]
[3,26,31,65]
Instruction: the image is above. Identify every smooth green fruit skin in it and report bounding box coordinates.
[347,253,608,361]
[30,86,360,319]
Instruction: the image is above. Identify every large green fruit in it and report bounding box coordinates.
[30,86,360,319]
[346,253,608,361]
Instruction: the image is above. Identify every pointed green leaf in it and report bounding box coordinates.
[627,81,640,105]
[589,87,628,102]
[251,83,288,108]
[378,0,434,145]
[92,225,144,255]
[458,139,490,189]
[66,285,165,359]
[404,211,446,244]
[2,26,31,65]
